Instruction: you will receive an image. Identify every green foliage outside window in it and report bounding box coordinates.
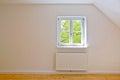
[60,20,82,44]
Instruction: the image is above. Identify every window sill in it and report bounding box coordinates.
[57,45,88,48]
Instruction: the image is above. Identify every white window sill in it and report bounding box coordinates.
[57,45,88,48]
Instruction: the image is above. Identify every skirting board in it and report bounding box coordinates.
[0,70,120,74]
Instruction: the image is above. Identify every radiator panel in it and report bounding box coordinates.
[56,53,88,71]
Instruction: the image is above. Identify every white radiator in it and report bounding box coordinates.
[56,53,88,71]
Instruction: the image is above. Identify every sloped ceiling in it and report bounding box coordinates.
[0,0,120,27]
[94,0,120,27]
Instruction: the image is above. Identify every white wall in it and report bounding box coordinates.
[0,4,120,73]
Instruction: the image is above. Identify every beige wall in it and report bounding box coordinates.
[0,4,120,72]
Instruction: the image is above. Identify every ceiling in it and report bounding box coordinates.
[94,0,120,28]
[0,0,120,28]
[0,0,95,4]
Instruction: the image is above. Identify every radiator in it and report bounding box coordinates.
[56,53,88,71]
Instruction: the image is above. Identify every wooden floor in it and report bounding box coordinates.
[0,74,120,80]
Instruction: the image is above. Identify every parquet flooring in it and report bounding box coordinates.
[0,74,120,80]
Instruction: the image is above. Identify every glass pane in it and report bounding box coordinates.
[72,32,81,43]
[60,32,69,44]
[72,20,82,31]
[61,20,70,31]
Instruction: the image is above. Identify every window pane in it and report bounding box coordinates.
[72,32,81,43]
[72,20,82,31]
[61,20,70,31]
[60,32,69,44]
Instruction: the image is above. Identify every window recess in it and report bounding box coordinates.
[57,16,87,48]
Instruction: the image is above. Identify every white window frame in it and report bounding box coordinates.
[57,16,88,48]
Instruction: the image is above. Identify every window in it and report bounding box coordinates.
[57,16,87,48]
